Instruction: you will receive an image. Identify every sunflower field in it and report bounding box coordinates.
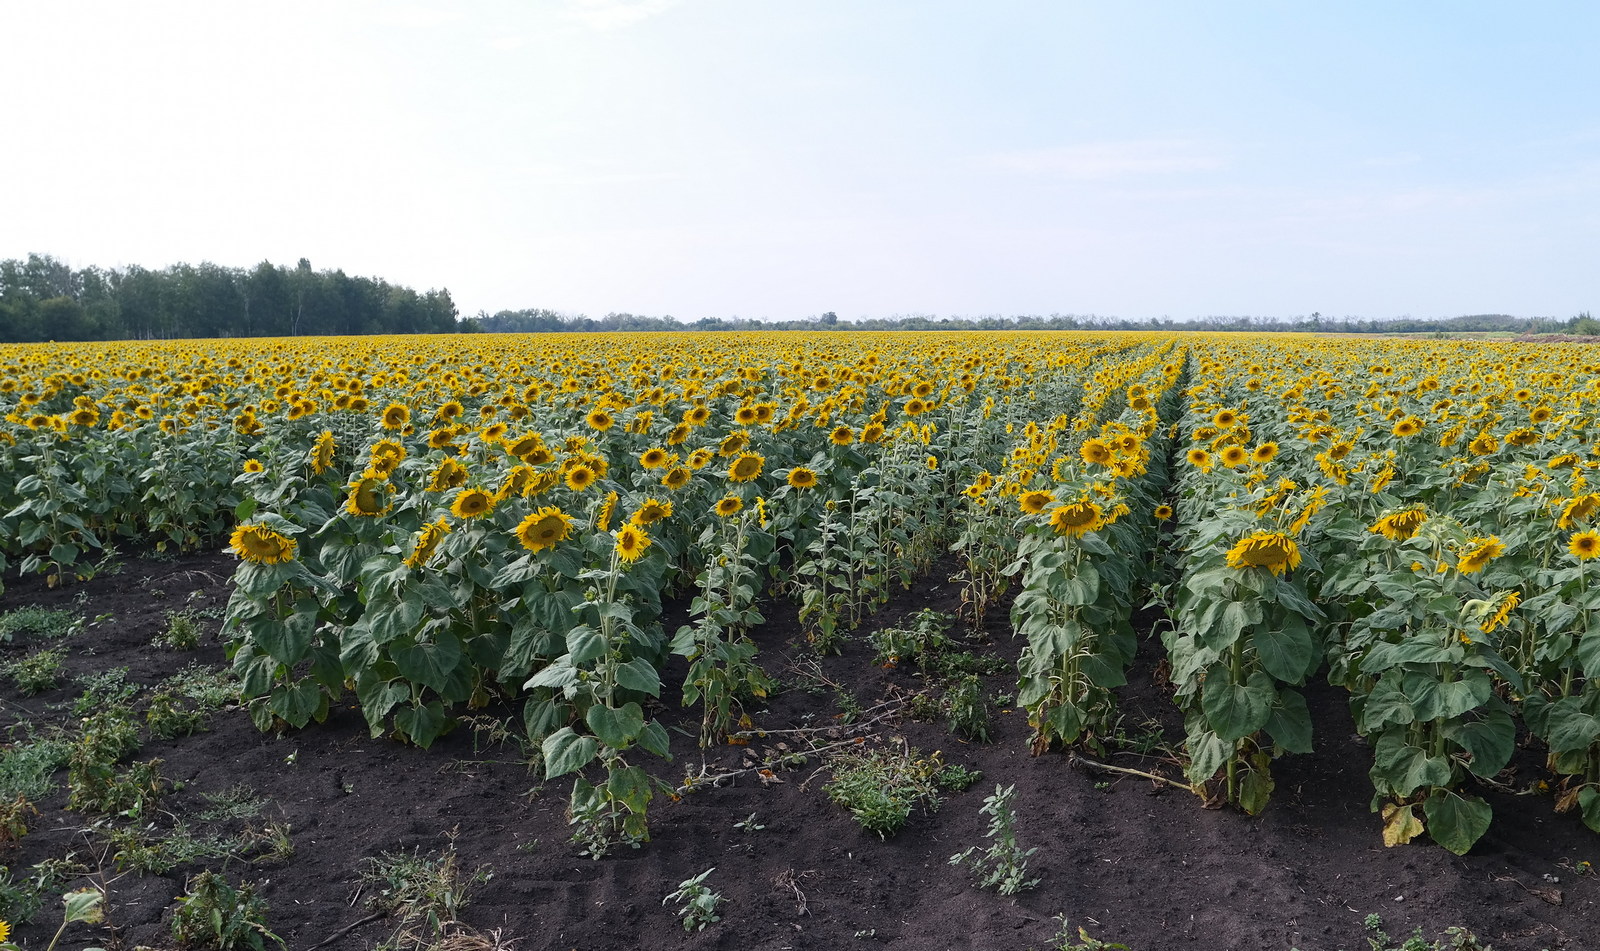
[4,330,1600,856]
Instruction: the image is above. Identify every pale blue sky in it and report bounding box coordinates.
[3,1,1595,322]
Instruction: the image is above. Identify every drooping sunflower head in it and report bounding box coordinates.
[229,524,297,565]
[1370,507,1427,541]
[1558,494,1600,529]
[631,497,673,526]
[596,490,619,532]
[727,452,765,483]
[665,422,691,446]
[451,487,496,519]
[1456,536,1506,574]
[515,506,574,553]
[1479,590,1521,634]
[1019,489,1054,515]
[830,425,855,446]
[1224,531,1301,576]
[1048,500,1104,537]
[787,466,819,489]
[310,431,337,475]
[427,457,469,492]
[405,518,451,569]
[345,476,392,517]
[1468,432,1500,456]
[715,495,744,518]
[1080,438,1112,466]
[614,523,652,563]
[861,422,886,444]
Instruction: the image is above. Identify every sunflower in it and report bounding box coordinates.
[735,404,760,425]
[1216,445,1247,469]
[381,403,410,430]
[1213,409,1238,427]
[1370,507,1426,541]
[229,524,296,565]
[631,497,673,526]
[345,476,392,517]
[1224,531,1301,576]
[904,397,928,416]
[1569,530,1600,561]
[715,495,744,518]
[242,459,264,474]
[661,466,691,490]
[787,466,819,489]
[405,518,451,568]
[1186,448,1213,472]
[688,448,714,469]
[515,506,574,553]
[1456,536,1505,574]
[310,431,337,474]
[829,425,854,445]
[596,490,619,531]
[427,458,469,492]
[666,422,691,445]
[1019,490,1054,515]
[727,452,765,483]
[1079,438,1112,465]
[586,408,614,431]
[614,523,652,563]
[1480,591,1520,634]
[451,488,496,519]
[434,400,464,422]
[564,464,598,492]
[1558,494,1600,529]
[1467,432,1500,456]
[1392,417,1423,437]
[685,405,711,426]
[1049,501,1103,537]
[1153,504,1174,522]
[1250,442,1279,465]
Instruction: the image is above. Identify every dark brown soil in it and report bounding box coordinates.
[1,551,1596,951]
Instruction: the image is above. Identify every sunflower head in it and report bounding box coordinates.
[1225,531,1301,576]
[586,408,614,431]
[1251,442,1279,465]
[1570,531,1600,561]
[662,466,691,490]
[1220,445,1249,469]
[451,488,497,519]
[310,431,337,475]
[715,495,744,518]
[1186,448,1213,471]
[515,506,575,553]
[727,452,765,483]
[830,425,855,446]
[1153,504,1174,522]
[230,524,297,565]
[631,498,673,526]
[1080,438,1112,465]
[381,403,410,430]
[345,476,392,517]
[1370,507,1427,541]
[787,466,819,489]
[614,523,652,563]
[405,518,451,569]
[564,464,597,492]
[1049,501,1104,537]
[1019,490,1054,515]
[1456,536,1506,574]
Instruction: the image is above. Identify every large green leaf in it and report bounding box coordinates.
[1359,675,1414,733]
[391,632,463,695]
[585,702,645,747]
[1370,731,1453,798]
[393,699,448,749]
[566,624,606,666]
[1264,688,1313,754]
[1423,789,1492,855]
[1201,669,1274,742]
[1446,706,1516,778]
[543,727,598,778]
[1253,614,1315,684]
[615,657,662,697]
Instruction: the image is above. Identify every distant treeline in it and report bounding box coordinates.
[467,308,1584,336]
[2,253,1586,342]
[0,254,457,341]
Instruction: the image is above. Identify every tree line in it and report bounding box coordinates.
[0,254,458,341]
[1,253,1584,341]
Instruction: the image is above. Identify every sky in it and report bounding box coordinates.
[2,1,1596,323]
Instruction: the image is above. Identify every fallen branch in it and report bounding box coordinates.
[1068,752,1195,792]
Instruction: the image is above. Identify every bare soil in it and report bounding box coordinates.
[1,550,1596,951]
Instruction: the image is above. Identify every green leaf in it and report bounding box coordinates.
[585,702,645,747]
[391,632,463,695]
[1263,688,1313,754]
[636,720,671,758]
[522,695,570,741]
[1578,787,1600,835]
[1423,789,1492,855]
[1253,614,1315,684]
[1577,630,1600,681]
[1447,705,1515,778]
[1370,731,1453,798]
[1539,696,1600,754]
[269,679,326,728]
[393,700,448,748]
[356,677,408,733]
[1359,675,1414,733]
[523,660,579,691]
[615,657,662,697]
[1201,668,1274,742]
[543,727,598,778]
[566,625,606,666]
[606,764,654,814]
[1184,727,1232,784]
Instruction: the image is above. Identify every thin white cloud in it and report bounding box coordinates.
[977,140,1227,180]
[563,0,679,31]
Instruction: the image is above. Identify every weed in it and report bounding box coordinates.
[0,794,38,847]
[733,812,766,833]
[66,709,159,816]
[934,763,983,792]
[170,870,282,950]
[359,841,492,947]
[662,867,724,931]
[0,729,72,800]
[949,784,1039,895]
[1037,916,1130,951]
[1313,913,1495,951]
[153,609,203,650]
[71,667,138,716]
[198,784,267,822]
[0,606,81,643]
[823,744,944,838]
[946,674,991,742]
[2,647,65,695]
[869,608,954,668]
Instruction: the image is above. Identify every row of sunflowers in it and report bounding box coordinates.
[4,330,1600,852]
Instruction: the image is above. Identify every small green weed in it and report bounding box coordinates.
[2,647,66,695]
[170,870,283,950]
[934,763,983,792]
[72,667,139,715]
[663,867,724,932]
[0,729,72,800]
[950,784,1039,895]
[1036,916,1130,951]
[153,609,204,650]
[823,744,944,838]
[946,674,991,742]
[0,606,81,643]
[359,841,492,947]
